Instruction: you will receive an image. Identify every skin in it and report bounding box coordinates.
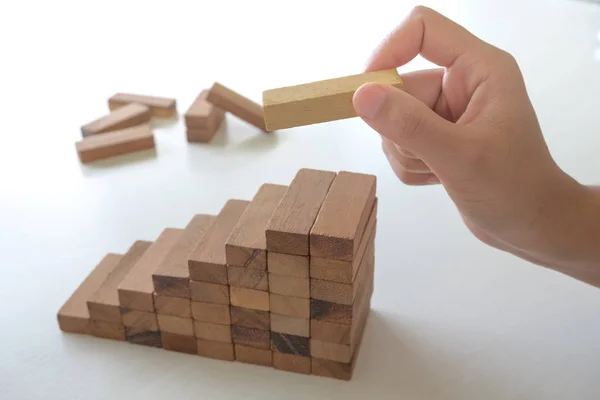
[352,6,600,287]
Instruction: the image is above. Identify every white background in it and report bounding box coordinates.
[1,0,599,399]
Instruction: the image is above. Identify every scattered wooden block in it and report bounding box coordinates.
[271,332,310,357]
[153,294,191,318]
[231,325,270,349]
[268,274,309,298]
[186,127,223,143]
[185,89,225,141]
[191,301,231,325]
[108,93,177,118]
[189,281,229,305]
[153,214,216,298]
[188,200,249,284]
[230,287,269,311]
[269,294,310,319]
[197,339,235,361]
[118,228,183,312]
[225,184,288,269]
[262,68,403,131]
[206,82,267,132]
[89,320,126,341]
[87,241,152,323]
[121,308,159,332]
[273,353,311,375]
[57,253,122,335]
[266,169,336,255]
[81,103,151,137]
[230,306,270,330]
[234,345,272,366]
[161,332,197,354]
[76,124,155,164]
[157,314,194,336]
[267,253,309,278]
[194,321,232,343]
[126,328,162,348]
[270,314,309,337]
[226,266,268,291]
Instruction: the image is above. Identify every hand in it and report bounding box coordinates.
[352,6,600,282]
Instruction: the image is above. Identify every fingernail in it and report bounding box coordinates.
[354,84,387,120]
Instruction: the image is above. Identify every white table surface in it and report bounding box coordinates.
[1,0,599,399]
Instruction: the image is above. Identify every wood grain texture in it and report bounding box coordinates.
[270,313,309,337]
[194,321,232,343]
[87,241,152,323]
[89,320,126,341]
[225,184,288,269]
[81,103,151,137]
[310,171,376,261]
[226,266,268,291]
[268,274,309,298]
[161,332,197,354]
[270,332,310,357]
[118,228,183,312]
[157,315,194,336]
[191,301,231,325]
[120,308,158,331]
[267,253,308,278]
[197,339,235,361]
[272,353,311,374]
[154,294,191,318]
[188,200,249,284]
[231,325,270,349]
[234,345,272,366]
[230,287,269,311]
[126,328,162,347]
[108,93,177,118]
[58,253,122,335]
[76,124,155,164]
[189,281,229,305]
[230,306,270,330]
[310,200,377,284]
[153,214,216,298]
[266,169,336,255]
[269,294,309,318]
[262,68,403,131]
[206,82,267,131]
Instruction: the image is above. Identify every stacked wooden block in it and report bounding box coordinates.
[57,168,376,380]
[184,90,226,143]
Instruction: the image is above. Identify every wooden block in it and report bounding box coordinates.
[153,214,216,298]
[266,169,336,255]
[108,93,177,118]
[191,301,231,325]
[269,294,310,318]
[270,313,309,337]
[206,82,267,132]
[268,274,309,298]
[197,339,235,361]
[87,241,152,323]
[271,332,310,357]
[226,266,268,291]
[161,332,197,354]
[126,327,162,348]
[89,320,126,341]
[188,200,249,284]
[120,308,158,331]
[230,287,269,311]
[267,253,308,278]
[310,172,376,261]
[262,68,403,131]
[193,321,232,343]
[153,294,191,318]
[186,126,223,144]
[231,325,270,349]
[81,103,151,137]
[234,345,272,366]
[273,353,311,374]
[225,184,288,269]
[185,89,225,128]
[76,124,155,164]
[157,314,194,336]
[230,306,270,330]
[310,200,377,284]
[118,228,183,312]
[189,281,229,305]
[58,253,122,335]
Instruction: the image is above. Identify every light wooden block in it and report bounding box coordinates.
[197,339,235,361]
[188,200,249,284]
[231,325,270,349]
[108,93,177,118]
[157,314,194,336]
[193,321,232,343]
[234,345,272,366]
[89,319,126,341]
[76,124,155,164]
[153,294,191,318]
[230,306,270,331]
[230,287,269,311]
[191,301,230,325]
[273,353,310,374]
[186,126,223,144]
[161,332,197,354]
[121,308,159,331]
[185,89,225,128]
[267,253,308,278]
[227,266,268,291]
[189,281,229,305]
[81,103,151,137]
[125,328,162,347]
[268,274,309,299]
[269,294,309,319]
[262,68,403,131]
[266,169,336,255]
[270,332,310,357]
[206,82,267,131]
[270,313,309,337]
[57,253,122,335]
[153,214,216,298]
[225,184,288,270]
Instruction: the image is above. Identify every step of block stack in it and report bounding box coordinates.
[57,168,377,381]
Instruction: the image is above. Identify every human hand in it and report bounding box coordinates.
[352,6,600,277]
